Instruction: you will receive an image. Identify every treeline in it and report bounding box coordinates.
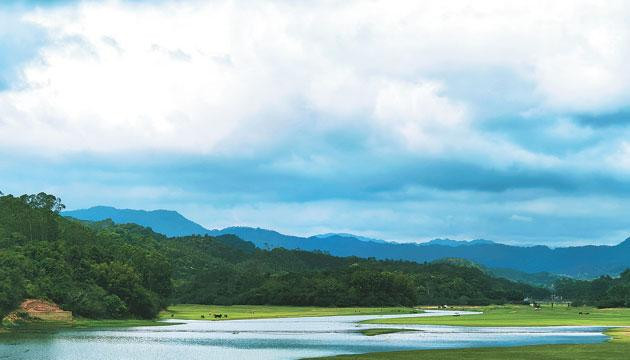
[1,192,549,320]
[0,193,171,319]
[163,235,549,307]
[555,272,630,308]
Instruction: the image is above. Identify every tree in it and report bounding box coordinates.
[0,251,27,317]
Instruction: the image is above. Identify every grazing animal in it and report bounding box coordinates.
[201,315,205,318]
[214,314,222,319]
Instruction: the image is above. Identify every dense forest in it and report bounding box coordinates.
[555,273,630,308]
[0,192,576,320]
[0,193,171,320]
[161,234,549,307]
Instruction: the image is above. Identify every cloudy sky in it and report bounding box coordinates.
[1,0,629,246]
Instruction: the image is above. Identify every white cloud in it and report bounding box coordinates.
[533,16,630,113]
[0,0,629,163]
[373,80,468,152]
[510,214,533,222]
[546,117,594,140]
[3,1,630,247]
[606,141,630,172]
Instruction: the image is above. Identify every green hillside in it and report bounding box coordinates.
[2,192,626,322]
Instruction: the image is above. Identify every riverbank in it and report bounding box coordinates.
[2,308,609,359]
[365,305,630,327]
[2,305,414,334]
[1,298,175,334]
[160,304,416,320]
[311,305,630,360]
[1,318,172,334]
[311,328,630,360]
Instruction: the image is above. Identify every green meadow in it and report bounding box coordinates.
[366,305,630,327]
[160,304,415,320]
[311,305,630,360]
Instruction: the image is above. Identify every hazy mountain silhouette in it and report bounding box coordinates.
[422,239,497,247]
[63,206,630,279]
[63,206,209,236]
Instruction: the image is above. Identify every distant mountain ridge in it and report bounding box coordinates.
[422,238,497,247]
[63,206,630,279]
[63,206,208,236]
[314,233,389,244]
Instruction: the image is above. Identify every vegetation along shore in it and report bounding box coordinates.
[311,305,630,359]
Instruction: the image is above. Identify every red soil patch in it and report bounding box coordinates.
[17,299,72,321]
[20,299,65,313]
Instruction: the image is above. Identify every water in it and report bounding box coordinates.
[0,310,608,360]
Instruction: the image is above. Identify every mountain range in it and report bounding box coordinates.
[63,206,630,280]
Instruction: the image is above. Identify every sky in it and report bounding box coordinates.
[1,0,629,246]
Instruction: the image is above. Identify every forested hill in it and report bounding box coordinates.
[0,194,172,320]
[2,193,548,320]
[64,206,630,279]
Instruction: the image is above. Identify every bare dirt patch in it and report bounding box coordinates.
[18,299,72,321]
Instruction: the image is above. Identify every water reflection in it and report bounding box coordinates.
[0,310,608,360]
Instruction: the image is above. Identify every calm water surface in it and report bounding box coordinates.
[0,310,608,360]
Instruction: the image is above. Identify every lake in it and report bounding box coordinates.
[0,310,608,360]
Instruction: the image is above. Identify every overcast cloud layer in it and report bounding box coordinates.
[1,0,629,245]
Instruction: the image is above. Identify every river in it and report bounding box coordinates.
[0,310,608,359]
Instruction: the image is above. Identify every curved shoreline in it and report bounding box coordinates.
[306,307,630,360]
[0,308,612,360]
[307,328,628,360]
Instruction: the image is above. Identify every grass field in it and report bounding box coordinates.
[311,305,630,360]
[160,304,415,320]
[365,305,630,327]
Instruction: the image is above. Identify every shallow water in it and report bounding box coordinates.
[0,310,608,360]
